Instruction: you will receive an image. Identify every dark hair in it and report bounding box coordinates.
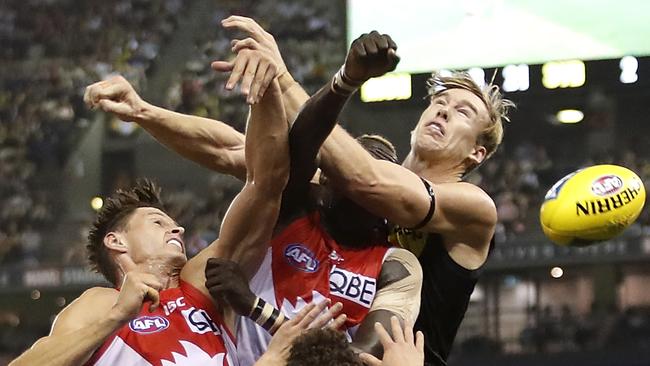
[356,134,398,163]
[287,328,363,366]
[87,179,165,286]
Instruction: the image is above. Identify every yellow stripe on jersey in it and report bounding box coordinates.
[389,226,428,258]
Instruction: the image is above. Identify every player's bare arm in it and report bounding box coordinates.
[350,248,422,357]
[84,75,246,180]
[10,272,163,366]
[298,32,497,269]
[181,79,289,298]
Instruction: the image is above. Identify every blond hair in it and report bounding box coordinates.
[427,71,514,171]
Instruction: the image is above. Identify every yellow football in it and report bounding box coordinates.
[540,164,646,246]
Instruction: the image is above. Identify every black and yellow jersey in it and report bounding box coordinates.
[389,226,489,365]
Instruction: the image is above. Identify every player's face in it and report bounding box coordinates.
[410,88,489,165]
[120,207,187,265]
[328,192,388,246]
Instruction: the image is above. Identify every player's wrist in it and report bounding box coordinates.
[106,306,133,326]
[330,64,364,97]
[277,70,296,93]
[249,297,285,335]
[137,102,165,125]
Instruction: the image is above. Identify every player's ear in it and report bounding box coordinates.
[466,145,486,168]
[104,232,128,253]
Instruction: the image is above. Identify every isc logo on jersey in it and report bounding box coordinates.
[329,266,376,308]
[284,244,320,272]
[129,316,170,334]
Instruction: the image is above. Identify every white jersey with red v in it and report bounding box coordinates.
[236,211,392,366]
[85,281,238,366]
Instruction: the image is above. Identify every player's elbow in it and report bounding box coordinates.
[253,159,290,195]
[207,146,246,180]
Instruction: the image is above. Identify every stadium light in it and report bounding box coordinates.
[360,73,412,103]
[542,60,585,89]
[502,64,530,92]
[550,266,564,279]
[467,67,486,88]
[620,56,638,84]
[31,289,41,300]
[556,109,584,124]
[91,196,104,211]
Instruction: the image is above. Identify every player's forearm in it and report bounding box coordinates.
[289,82,349,177]
[351,310,402,358]
[246,81,290,192]
[321,123,383,192]
[277,72,310,126]
[10,314,127,366]
[137,103,246,180]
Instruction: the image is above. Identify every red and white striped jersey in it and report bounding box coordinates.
[85,281,238,366]
[237,212,392,366]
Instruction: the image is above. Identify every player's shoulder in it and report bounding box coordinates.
[69,286,118,315]
[50,286,118,335]
[80,286,120,302]
[445,181,497,225]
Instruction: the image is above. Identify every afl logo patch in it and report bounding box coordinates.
[284,244,320,272]
[129,316,170,334]
[591,175,623,196]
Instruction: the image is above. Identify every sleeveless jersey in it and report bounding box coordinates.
[237,212,392,366]
[86,281,238,366]
[390,227,489,366]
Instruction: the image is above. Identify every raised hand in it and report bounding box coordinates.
[359,316,424,366]
[211,16,287,104]
[343,31,400,84]
[204,258,257,316]
[255,299,346,366]
[84,76,149,123]
[110,272,163,322]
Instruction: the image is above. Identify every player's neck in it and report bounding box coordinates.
[402,151,464,184]
[137,258,182,289]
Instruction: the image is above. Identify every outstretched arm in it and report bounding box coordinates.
[181,79,289,295]
[84,76,247,180]
[293,33,496,268]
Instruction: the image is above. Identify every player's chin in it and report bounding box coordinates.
[165,248,187,262]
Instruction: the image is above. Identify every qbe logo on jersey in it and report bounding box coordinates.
[181,307,221,335]
[129,316,170,334]
[329,266,376,308]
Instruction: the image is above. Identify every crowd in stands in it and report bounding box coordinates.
[458,304,650,357]
[164,0,345,131]
[0,0,187,266]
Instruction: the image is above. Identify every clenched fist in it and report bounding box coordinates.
[84,76,149,123]
[110,272,163,322]
[204,258,256,316]
[344,31,400,83]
